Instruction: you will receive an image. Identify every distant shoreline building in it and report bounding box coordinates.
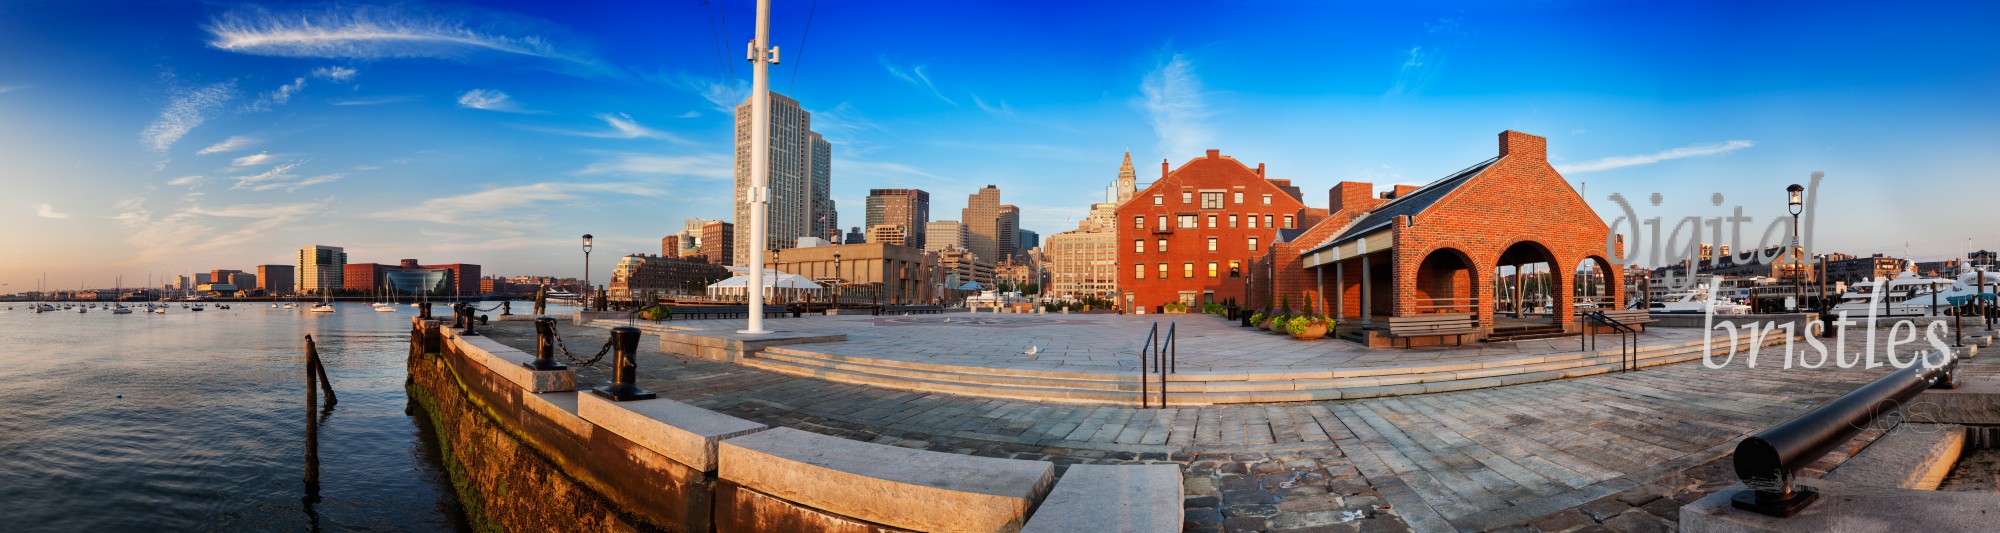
[298,245,347,295]
[864,188,930,250]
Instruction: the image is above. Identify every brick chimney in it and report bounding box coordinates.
[1206,149,1220,159]
[1161,159,1169,179]
[1329,181,1379,216]
[1255,162,1265,177]
[1499,130,1546,160]
[1391,184,1420,198]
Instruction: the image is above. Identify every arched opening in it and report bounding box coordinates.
[1573,255,1614,312]
[1493,241,1560,328]
[1414,248,1478,314]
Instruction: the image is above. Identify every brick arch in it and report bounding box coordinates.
[1489,238,1570,327]
[1411,245,1481,314]
[1572,254,1619,309]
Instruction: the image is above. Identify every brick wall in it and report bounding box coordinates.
[1115,150,1317,312]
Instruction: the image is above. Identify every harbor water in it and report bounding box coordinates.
[0,302,544,531]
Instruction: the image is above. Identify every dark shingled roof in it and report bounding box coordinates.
[1274,227,1312,244]
[1303,157,1499,256]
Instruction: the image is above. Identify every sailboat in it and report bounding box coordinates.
[111,276,132,314]
[308,289,335,313]
[375,281,397,312]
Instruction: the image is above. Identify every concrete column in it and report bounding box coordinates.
[1335,261,1345,321]
[1361,255,1372,327]
[1315,265,1325,315]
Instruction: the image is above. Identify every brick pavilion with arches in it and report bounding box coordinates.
[1251,130,1624,346]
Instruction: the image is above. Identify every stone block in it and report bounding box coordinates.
[578,392,768,472]
[1021,464,1183,533]
[445,329,575,392]
[1681,481,2000,533]
[719,427,1054,533]
[1907,380,2000,425]
[1824,423,1962,490]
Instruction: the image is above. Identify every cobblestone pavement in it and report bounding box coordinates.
[642,312,1733,375]
[483,319,1993,532]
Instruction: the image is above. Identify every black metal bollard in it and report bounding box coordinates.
[419,302,432,320]
[501,301,512,316]
[525,317,568,370]
[594,326,656,401]
[460,305,480,336]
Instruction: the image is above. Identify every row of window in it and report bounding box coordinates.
[1136,214,1294,231]
[1135,237,1260,253]
[1135,261,1244,279]
[1154,191,1273,208]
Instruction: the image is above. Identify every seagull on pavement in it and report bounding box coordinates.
[1023,345,1039,355]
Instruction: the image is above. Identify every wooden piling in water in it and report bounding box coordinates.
[305,335,320,487]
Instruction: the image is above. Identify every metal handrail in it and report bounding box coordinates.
[1579,311,1637,372]
[1139,322,1158,408]
[1160,322,1177,407]
[1730,351,1959,517]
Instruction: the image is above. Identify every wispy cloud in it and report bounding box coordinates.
[32,203,69,219]
[1136,51,1212,159]
[971,94,1015,118]
[1386,17,1465,98]
[370,182,662,228]
[231,152,275,167]
[577,152,731,179]
[244,76,307,112]
[249,173,343,192]
[167,175,203,187]
[143,81,236,153]
[196,135,260,155]
[1555,140,1757,174]
[204,5,605,75]
[524,113,687,143]
[676,110,700,119]
[648,72,744,112]
[312,66,357,82]
[330,95,418,106]
[879,56,954,105]
[834,158,951,184]
[230,161,301,189]
[456,88,533,113]
[0,84,29,94]
[115,198,326,261]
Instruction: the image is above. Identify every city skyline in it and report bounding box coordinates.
[5,1,2000,291]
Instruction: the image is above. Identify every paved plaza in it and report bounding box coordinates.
[484,314,1996,532]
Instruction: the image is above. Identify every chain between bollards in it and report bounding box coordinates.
[592,326,655,401]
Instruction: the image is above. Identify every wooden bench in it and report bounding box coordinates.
[670,305,793,320]
[1379,313,1480,346]
[1592,309,1657,332]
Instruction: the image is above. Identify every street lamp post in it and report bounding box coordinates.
[833,252,842,306]
[581,234,593,310]
[1786,184,1805,312]
[739,0,775,335]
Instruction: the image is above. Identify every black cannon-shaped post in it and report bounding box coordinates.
[419,302,432,320]
[460,304,480,336]
[1730,350,1959,517]
[501,301,512,316]
[593,326,656,401]
[526,317,568,371]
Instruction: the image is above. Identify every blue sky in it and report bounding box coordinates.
[3,0,1998,290]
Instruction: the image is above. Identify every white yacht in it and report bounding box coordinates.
[1831,267,1959,317]
[1647,283,1752,314]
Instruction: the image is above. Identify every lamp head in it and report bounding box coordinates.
[1786,184,1805,215]
[582,234,594,253]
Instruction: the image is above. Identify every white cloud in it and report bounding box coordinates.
[526,113,687,143]
[577,152,731,179]
[835,158,950,182]
[245,77,307,112]
[1137,52,1212,159]
[32,203,69,219]
[370,182,662,228]
[0,84,28,94]
[231,161,301,189]
[231,152,275,167]
[971,94,1015,118]
[142,81,236,153]
[1386,46,1444,98]
[203,5,603,75]
[879,56,954,105]
[115,198,325,261]
[250,173,343,192]
[676,110,700,119]
[1555,140,1757,174]
[196,135,260,155]
[650,73,744,112]
[312,66,357,81]
[457,88,531,113]
[167,175,203,187]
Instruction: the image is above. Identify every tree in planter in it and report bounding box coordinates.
[1286,313,1332,340]
[639,305,673,321]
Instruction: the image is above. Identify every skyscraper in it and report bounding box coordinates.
[963,185,1018,264]
[298,245,347,295]
[925,220,967,252]
[864,188,929,250]
[998,205,1021,263]
[701,221,736,266]
[258,264,295,295]
[732,92,832,266]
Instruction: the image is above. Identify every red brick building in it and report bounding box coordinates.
[1255,131,1622,342]
[1115,149,1325,313]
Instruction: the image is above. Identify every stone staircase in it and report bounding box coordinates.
[738,331,1797,406]
[1484,323,1575,342]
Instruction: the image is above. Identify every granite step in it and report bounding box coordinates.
[739,332,1797,405]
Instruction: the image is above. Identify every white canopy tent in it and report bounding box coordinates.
[706,269,825,302]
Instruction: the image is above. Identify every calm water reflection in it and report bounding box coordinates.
[0,301,545,531]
